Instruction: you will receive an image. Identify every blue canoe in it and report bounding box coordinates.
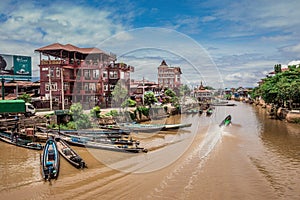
[41,136,60,181]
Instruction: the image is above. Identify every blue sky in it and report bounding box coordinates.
[1,0,300,88]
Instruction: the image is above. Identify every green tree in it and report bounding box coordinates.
[90,105,101,118]
[122,98,136,108]
[144,91,157,106]
[18,93,31,103]
[111,82,128,108]
[256,66,300,108]
[69,103,91,129]
[179,84,191,96]
[164,88,176,98]
[274,64,282,74]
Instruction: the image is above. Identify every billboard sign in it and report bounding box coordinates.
[0,54,32,80]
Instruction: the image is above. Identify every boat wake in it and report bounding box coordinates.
[148,124,224,199]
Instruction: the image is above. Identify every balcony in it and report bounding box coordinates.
[40,59,68,65]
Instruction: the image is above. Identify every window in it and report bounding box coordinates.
[56,68,60,78]
[84,83,89,91]
[51,82,57,91]
[45,83,50,91]
[45,83,57,91]
[84,70,91,79]
[103,71,108,78]
[109,84,115,91]
[89,83,96,91]
[63,82,69,91]
[104,84,108,91]
[109,71,118,79]
[50,68,54,77]
[93,70,99,79]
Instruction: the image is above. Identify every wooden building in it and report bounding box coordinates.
[35,43,132,109]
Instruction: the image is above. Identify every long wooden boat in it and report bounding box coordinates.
[59,131,139,146]
[41,136,60,181]
[162,123,192,130]
[118,123,165,133]
[99,125,132,133]
[59,130,125,139]
[63,135,147,153]
[0,131,43,150]
[54,137,86,169]
[58,129,130,136]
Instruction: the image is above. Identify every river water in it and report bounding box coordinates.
[0,102,299,200]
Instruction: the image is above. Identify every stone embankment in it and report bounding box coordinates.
[250,98,300,123]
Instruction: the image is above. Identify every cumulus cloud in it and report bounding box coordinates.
[0,1,129,47]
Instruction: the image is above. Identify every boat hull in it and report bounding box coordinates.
[41,136,60,180]
[0,131,43,150]
[55,137,86,169]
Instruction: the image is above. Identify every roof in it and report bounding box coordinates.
[4,81,40,87]
[196,90,211,93]
[35,43,110,58]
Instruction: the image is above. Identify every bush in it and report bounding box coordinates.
[90,106,101,118]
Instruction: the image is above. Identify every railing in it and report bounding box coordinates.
[40,60,69,65]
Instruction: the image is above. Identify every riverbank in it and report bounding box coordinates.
[242,98,300,124]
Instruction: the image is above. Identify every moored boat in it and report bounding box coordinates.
[118,123,165,133]
[54,137,86,169]
[62,135,147,153]
[59,129,130,136]
[0,131,43,150]
[41,136,60,181]
[161,123,192,130]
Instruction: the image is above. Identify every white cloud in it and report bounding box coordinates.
[201,16,216,23]
[281,43,300,54]
[0,0,130,79]
[287,60,300,66]
[0,1,128,47]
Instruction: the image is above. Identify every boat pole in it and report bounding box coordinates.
[1,77,4,100]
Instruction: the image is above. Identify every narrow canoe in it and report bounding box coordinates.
[162,123,192,130]
[118,123,165,133]
[54,136,86,169]
[63,135,147,153]
[0,131,43,150]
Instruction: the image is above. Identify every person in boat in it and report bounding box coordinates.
[220,115,232,127]
[225,115,231,122]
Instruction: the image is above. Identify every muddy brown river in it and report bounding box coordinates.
[0,101,299,199]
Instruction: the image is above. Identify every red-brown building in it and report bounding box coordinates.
[35,43,133,109]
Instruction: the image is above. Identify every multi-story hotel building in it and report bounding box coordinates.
[157,60,182,89]
[35,43,133,109]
